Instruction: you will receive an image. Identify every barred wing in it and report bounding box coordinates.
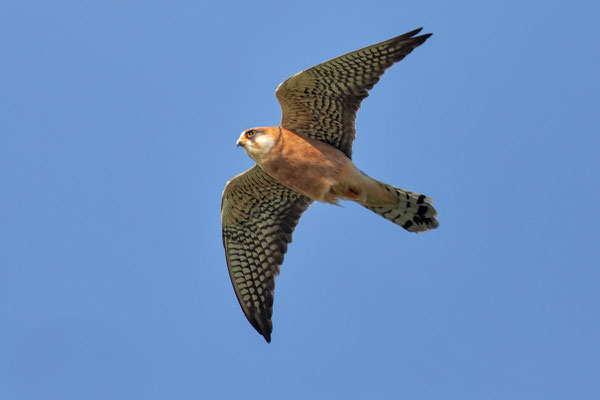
[221,165,313,342]
[276,28,431,158]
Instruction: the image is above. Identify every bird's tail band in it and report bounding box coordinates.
[361,180,439,233]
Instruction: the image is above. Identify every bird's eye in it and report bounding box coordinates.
[246,130,256,138]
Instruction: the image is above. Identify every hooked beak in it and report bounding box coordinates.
[236,138,245,147]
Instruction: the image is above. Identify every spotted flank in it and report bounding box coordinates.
[363,183,439,233]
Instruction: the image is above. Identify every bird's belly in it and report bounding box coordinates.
[260,147,346,203]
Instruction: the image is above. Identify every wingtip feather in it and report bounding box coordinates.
[401,27,423,38]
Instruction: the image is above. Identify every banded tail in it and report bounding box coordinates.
[360,180,439,233]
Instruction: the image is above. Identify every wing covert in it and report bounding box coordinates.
[221,165,312,342]
[276,28,431,158]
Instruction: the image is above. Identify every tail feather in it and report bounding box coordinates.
[361,181,439,233]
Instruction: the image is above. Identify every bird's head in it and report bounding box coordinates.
[237,127,280,162]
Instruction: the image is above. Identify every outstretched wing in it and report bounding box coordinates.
[276,28,431,159]
[221,165,313,342]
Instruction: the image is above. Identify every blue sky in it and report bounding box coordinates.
[1,0,599,399]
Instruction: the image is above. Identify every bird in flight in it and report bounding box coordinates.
[221,28,438,342]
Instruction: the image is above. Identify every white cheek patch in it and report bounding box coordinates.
[255,134,275,152]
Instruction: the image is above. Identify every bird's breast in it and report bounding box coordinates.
[258,130,350,202]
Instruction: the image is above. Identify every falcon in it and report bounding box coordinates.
[221,28,438,342]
